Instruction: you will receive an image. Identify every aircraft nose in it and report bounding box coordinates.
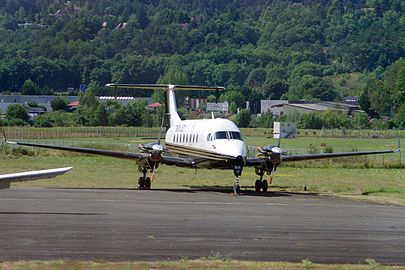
[216,140,246,158]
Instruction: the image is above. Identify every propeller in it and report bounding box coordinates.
[139,113,167,156]
[257,145,287,157]
[257,135,287,185]
[138,107,167,181]
[257,133,287,157]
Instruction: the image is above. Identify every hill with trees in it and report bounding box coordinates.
[1,0,405,127]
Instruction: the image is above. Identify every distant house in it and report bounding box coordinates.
[67,100,79,111]
[260,100,289,115]
[0,95,77,112]
[283,102,364,116]
[26,106,46,120]
[147,102,161,111]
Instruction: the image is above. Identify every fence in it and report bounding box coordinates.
[1,126,161,140]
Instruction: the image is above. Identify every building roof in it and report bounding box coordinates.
[68,101,79,107]
[147,102,161,109]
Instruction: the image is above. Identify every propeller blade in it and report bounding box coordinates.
[277,133,282,147]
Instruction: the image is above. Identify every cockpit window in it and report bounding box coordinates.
[230,131,243,141]
[215,131,228,140]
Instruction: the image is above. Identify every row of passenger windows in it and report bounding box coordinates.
[207,131,243,141]
[173,133,199,144]
[173,131,243,144]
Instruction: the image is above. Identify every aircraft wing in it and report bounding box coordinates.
[7,141,147,160]
[246,149,397,166]
[5,140,203,168]
[0,167,72,189]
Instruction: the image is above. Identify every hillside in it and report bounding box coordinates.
[0,0,405,119]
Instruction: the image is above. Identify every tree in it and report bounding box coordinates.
[367,79,391,116]
[350,113,370,129]
[21,79,40,95]
[6,104,29,122]
[158,66,188,107]
[220,90,245,108]
[51,97,69,112]
[297,112,322,129]
[234,108,251,128]
[76,81,100,125]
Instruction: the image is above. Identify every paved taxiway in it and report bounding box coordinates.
[0,187,405,264]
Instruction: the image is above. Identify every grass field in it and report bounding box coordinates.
[1,134,405,205]
[1,259,405,270]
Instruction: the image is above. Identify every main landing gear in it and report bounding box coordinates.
[255,168,269,192]
[138,168,151,190]
[233,156,244,195]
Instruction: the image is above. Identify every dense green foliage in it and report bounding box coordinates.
[1,0,405,127]
[1,1,405,93]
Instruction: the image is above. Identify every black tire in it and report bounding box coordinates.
[262,179,268,192]
[138,177,145,189]
[145,177,151,189]
[255,179,262,192]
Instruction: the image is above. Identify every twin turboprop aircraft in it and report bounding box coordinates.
[6,84,400,194]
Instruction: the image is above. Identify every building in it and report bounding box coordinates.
[206,102,228,113]
[260,100,289,115]
[0,95,77,113]
[0,95,153,113]
[283,101,364,116]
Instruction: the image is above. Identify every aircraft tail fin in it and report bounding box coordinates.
[106,84,224,128]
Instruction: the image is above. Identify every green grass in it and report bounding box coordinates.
[2,154,405,205]
[1,134,404,205]
[1,259,405,270]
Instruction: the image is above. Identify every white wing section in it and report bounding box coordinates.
[0,167,72,189]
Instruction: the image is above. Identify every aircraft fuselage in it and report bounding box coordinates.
[164,118,247,168]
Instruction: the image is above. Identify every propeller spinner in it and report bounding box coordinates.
[257,145,287,157]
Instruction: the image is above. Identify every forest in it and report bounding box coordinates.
[1,0,405,128]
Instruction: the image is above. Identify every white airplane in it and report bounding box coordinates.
[0,167,72,189]
[5,84,400,194]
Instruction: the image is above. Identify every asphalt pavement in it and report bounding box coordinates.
[0,187,404,264]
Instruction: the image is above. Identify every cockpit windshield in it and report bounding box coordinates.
[208,131,243,141]
[230,131,243,141]
[215,131,228,140]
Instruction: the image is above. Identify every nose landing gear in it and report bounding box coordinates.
[232,155,244,195]
[137,167,152,190]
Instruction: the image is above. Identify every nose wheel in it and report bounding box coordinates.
[137,168,152,190]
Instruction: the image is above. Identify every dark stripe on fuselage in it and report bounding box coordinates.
[165,142,234,160]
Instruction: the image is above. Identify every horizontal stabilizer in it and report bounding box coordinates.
[106,83,225,91]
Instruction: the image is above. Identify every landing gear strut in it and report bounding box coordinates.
[233,176,241,194]
[232,156,244,195]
